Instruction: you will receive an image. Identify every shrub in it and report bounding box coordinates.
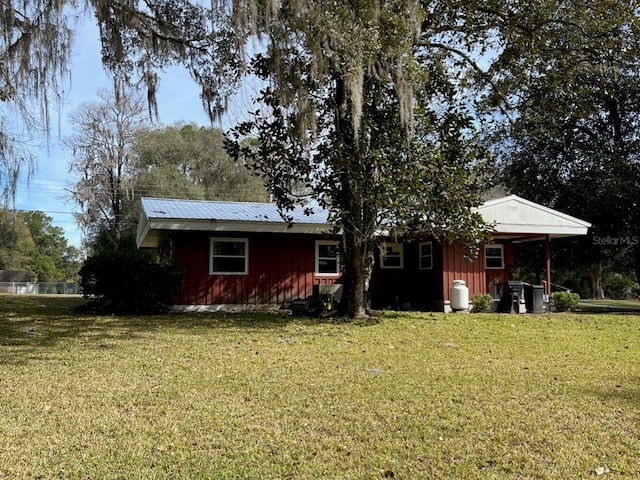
[79,249,183,314]
[552,291,580,312]
[470,293,493,313]
[603,272,634,300]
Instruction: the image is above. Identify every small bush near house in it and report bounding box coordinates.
[552,291,580,312]
[79,249,182,314]
[470,293,493,312]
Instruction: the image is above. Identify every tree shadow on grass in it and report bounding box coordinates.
[582,376,640,408]
[0,295,353,365]
[575,300,640,315]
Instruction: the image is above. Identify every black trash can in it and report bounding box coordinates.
[524,284,545,313]
[507,281,525,300]
[498,281,524,313]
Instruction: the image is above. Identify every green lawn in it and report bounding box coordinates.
[1,294,639,479]
[578,298,640,312]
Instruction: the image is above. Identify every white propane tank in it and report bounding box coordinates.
[450,280,469,311]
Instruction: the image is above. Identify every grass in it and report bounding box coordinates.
[1,294,640,479]
[578,298,640,313]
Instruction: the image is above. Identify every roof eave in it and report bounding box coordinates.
[138,218,333,248]
[492,224,590,236]
[136,211,151,248]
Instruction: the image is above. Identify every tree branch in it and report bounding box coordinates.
[421,41,512,118]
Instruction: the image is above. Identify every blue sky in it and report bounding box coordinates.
[13,18,250,249]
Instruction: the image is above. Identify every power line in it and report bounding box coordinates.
[16,185,270,197]
[11,210,77,216]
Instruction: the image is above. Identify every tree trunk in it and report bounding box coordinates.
[589,263,605,299]
[333,74,371,318]
[112,225,122,252]
[362,246,375,312]
[342,227,368,318]
[634,244,640,294]
[338,162,370,318]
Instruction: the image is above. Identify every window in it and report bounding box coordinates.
[210,238,248,275]
[381,242,404,269]
[316,240,340,275]
[419,241,433,270]
[485,244,504,269]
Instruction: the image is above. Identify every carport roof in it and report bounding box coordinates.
[475,194,591,240]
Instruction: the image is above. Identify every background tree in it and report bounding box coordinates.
[22,211,82,282]
[132,123,268,203]
[66,79,149,251]
[488,1,640,298]
[0,209,36,274]
[0,208,80,281]
[76,121,269,252]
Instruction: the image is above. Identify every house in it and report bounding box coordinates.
[136,195,590,311]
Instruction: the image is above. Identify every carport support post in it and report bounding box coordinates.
[545,235,551,297]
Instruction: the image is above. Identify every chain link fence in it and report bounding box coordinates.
[0,282,81,295]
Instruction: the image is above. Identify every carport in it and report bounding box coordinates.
[476,195,592,298]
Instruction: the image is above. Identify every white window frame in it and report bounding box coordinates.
[419,241,433,270]
[485,244,505,270]
[380,242,404,269]
[315,240,341,276]
[209,238,249,275]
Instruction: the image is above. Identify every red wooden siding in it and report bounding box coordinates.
[172,232,341,305]
[169,230,519,309]
[441,242,485,300]
[441,241,517,300]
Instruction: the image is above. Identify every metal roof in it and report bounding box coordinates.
[137,197,332,248]
[141,197,330,224]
